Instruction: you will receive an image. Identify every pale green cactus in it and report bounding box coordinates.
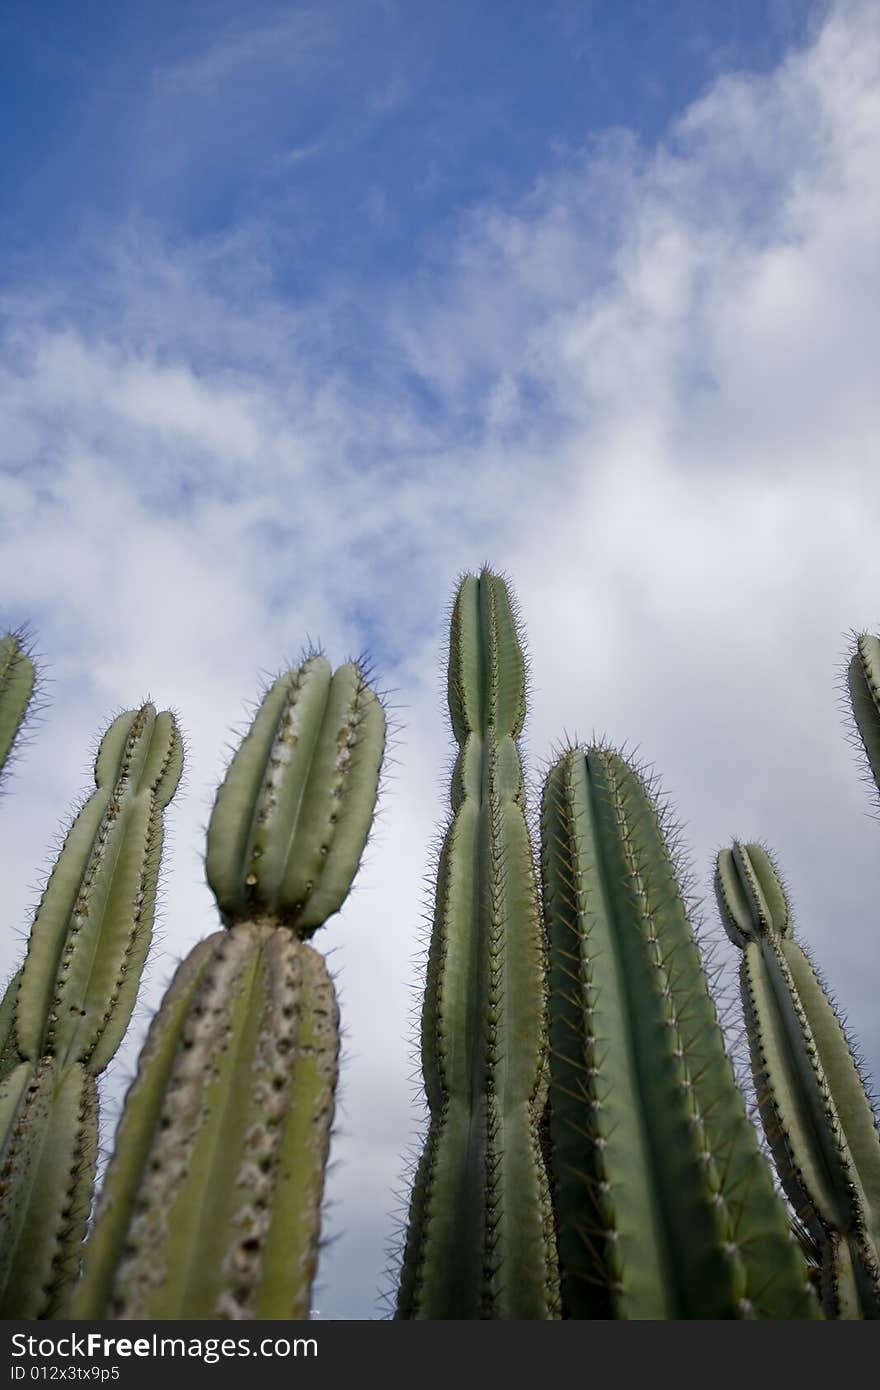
[73,656,385,1319]
[716,842,880,1318]
[0,630,37,789]
[0,704,183,1317]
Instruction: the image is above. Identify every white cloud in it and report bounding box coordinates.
[2,0,879,1318]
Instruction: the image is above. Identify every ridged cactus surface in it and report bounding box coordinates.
[542,748,818,1319]
[75,656,385,1319]
[397,570,559,1319]
[716,842,880,1318]
[0,704,183,1317]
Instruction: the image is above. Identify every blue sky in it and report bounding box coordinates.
[2,0,879,1320]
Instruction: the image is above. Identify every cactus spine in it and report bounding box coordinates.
[541,748,818,1318]
[0,705,183,1317]
[715,842,880,1318]
[0,630,37,787]
[73,656,385,1319]
[397,570,559,1319]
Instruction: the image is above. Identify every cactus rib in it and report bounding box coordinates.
[716,842,880,1318]
[397,570,559,1319]
[542,748,818,1319]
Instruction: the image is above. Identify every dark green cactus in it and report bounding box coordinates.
[715,842,880,1318]
[0,630,37,788]
[73,656,385,1319]
[541,747,818,1319]
[0,704,183,1317]
[396,570,559,1319]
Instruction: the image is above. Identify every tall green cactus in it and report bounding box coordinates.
[72,655,385,1319]
[715,842,880,1318]
[541,747,818,1318]
[396,570,559,1319]
[0,629,38,788]
[0,704,183,1317]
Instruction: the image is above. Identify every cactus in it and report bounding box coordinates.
[715,842,880,1318]
[0,629,37,788]
[541,747,818,1318]
[396,570,559,1319]
[72,655,385,1319]
[0,704,183,1317]
[847,633,880,805]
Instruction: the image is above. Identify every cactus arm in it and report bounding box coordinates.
[716,842,880,1317]
[15,706,184,1072]
[847,633,880,802]
[543,750,818,1319]
[0,705,182,1318]
[399,570,558,1319]
[0,632,36,786]
[0,1060,98,1317]
[206,659,385,935]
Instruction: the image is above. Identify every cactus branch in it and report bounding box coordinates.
[716,842,880,1318]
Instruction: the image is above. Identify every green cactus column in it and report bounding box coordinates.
[397,570,559,1319]
[0,630,37,786]
[716,842,880,1318]
[73,656,385,1319]
[0,705,183,1317]
[542,748,818,1319]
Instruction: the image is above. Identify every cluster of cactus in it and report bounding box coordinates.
[0,640,385,1320]
[395,569,880,1321]
[1,568,878,1320]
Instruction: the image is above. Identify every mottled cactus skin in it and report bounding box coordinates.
[0,630,37,787]
[74,657,385,1319]
[0,705,183,1317]
[397,571,559,1319]
[716,842,880,1318]
[542,748,818,1319]
[848,633,880,805]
